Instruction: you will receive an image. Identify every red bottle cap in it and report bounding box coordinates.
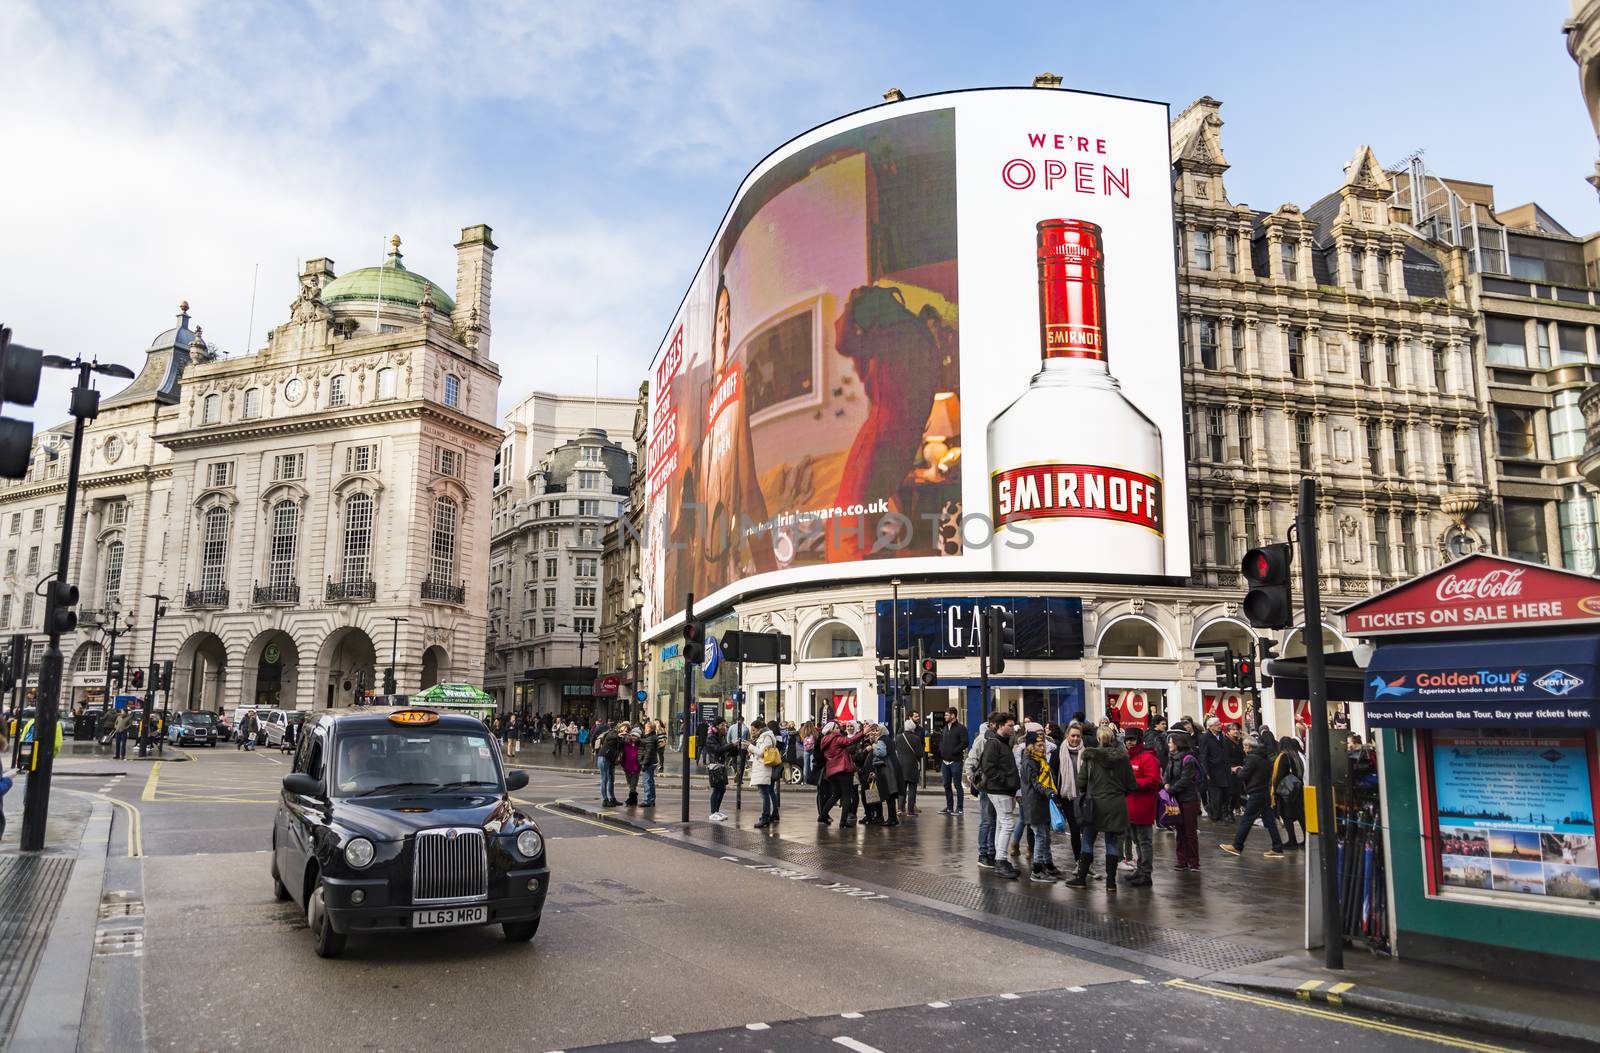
[1037,219,1106,361]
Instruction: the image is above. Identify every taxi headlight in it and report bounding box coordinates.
[515,828,544,859]
[344,837,375,869]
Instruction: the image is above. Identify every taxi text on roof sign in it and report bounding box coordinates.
[388,709,440,726]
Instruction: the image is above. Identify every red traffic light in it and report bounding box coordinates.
[1241,544,1292,585]
[919,658,935,673]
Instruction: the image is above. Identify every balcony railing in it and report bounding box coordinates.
[252,581,300,606]
[421,576,466,605]
[184,586,229,610]
[326,577,376,602]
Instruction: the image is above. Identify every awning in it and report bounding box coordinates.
[1364,632,1600,727]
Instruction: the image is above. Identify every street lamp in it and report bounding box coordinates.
[383,615,407,696]
[137,588,170,758]
[20,351,135,852]
[555,619,593,718]
[100,610,135,701]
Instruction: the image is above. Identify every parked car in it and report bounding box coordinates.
[261,708,307,750]
[271,707,546,958]
[215,712,234,742]
[168,710,219,747]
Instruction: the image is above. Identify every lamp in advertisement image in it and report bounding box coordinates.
[917,391,961,482]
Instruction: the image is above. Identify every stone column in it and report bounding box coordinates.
[1298,236,1316,289]
[1237,221,1256,280]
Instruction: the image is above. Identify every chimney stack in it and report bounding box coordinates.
[882,87,905,102]
[453,224,496,358]
[1032,72,1063,89]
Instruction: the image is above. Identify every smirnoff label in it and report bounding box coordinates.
[1038,219,1107,361]
[991,463,1163,534]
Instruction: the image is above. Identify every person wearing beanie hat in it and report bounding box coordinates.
[896,718,925,816]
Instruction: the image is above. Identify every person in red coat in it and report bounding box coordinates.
[1124,727,1162,887]
[818,722,867,827]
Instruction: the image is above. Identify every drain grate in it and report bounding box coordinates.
[697,827,1277,973]
[0,855,76,1048]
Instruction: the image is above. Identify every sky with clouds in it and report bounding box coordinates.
[1,0,1592,427]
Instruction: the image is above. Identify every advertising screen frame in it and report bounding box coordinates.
[643,86,1189,638]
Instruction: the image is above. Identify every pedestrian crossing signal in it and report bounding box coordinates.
[131,668,144,689]
[918,657,938,687]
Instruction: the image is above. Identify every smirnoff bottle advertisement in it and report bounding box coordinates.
[642,88,1187,633]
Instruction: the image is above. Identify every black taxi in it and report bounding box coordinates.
[270,706,548,958]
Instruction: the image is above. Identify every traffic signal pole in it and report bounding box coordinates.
[680,593,695,825]
[1297,477,1343,970]
[20,360,94,852]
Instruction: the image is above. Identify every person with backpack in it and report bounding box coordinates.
[895,719,923,817]
[978,714,1022,879]
[966,713,998,867]
[594,722,621,807]
[705,719,731,821]
[1164,729,1204,871]
[1220,736,1286,859]
[1272,736,1306,848]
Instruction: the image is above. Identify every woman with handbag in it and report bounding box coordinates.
[1063,724,1136,890]
[871,725,902,827]
[1019,728,1060,881]
[1164,730,1204,871]
[705,720,731,821]
[1272,736,1306,848]
[744,718,780,828]
[1050,723,1086,862]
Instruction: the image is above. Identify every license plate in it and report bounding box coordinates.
[412,906,486,928]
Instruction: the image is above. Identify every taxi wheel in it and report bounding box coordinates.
[309,877,347,958]
[270,853,291,902]
[502,919,539,943]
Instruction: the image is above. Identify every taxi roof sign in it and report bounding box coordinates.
[388,708,440,726]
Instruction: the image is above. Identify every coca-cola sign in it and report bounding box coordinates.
[1341,555,1600,637]
[1433,568,1525,604]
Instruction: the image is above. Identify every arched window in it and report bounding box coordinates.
[342,493,373,582]
[1098,617,1168,658]
[243,388,261,418]
[375,367,395,400]
[805,622,864,660]
[73,642,104,672]
[269,500,300,588]
[202,393,221,424]
[102,541,124,608]
[201,507,229,591]
[431,497,458,583]
[443,374,460,409]
[329,374,347,408]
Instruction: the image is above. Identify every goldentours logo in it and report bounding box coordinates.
[1533,669,1584,697]
[1369,675,1415,699]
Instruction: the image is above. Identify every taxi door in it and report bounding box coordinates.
[277,724,327,906]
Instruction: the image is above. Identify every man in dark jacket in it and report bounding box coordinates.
[1198,718,1233,821]
[636,723,661,806]
[594,724,621,806]
[938,709,968,815]
[1064,724,1136,889]
[1144,718,1169,772]
[1221,736,1285,858]
[895,719,924,816]
[978,715,1021,879]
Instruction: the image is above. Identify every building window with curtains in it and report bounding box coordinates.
[201,507,229,591]
[431,497,458,583]
[102,541,123,608]
[375,367,396,400]
[1442,435,1457,483]
[1433,348,1449,393]
[1210,502,1230,567]
[343,493,373,582]
[268,500,300,588]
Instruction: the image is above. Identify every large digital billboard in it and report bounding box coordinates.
[644,88,1187,634]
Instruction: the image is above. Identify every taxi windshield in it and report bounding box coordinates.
[331,727,503,797]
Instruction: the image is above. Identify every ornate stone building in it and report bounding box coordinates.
[596,382,648,719]
[1,226,502,712]
[484,392,635,718]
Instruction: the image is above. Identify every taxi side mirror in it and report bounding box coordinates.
[283,772,324,797]
[505,770,528,792]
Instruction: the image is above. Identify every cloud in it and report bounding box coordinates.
[0,0,864,425]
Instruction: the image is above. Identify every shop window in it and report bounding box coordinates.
[1503,500,1548,564]
[805,622,864,660]
[1097,618,1166,658]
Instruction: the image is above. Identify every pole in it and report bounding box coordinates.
[137,591,167,758]
[773,652,782,809]
[1298,476,1343,970]
[890,579,901,730]
[680,593,694,824]
[979,608,990,716]
[631,606,642,723]
[20,362,92,851]
[734,654,744,813]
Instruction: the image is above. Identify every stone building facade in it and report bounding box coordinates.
[483,392,635,719]
[2,226,502,712]
[596,382,649,719]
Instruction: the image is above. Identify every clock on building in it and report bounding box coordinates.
[283,378,304,404]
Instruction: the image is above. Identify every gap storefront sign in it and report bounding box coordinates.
[874,596,1084,659]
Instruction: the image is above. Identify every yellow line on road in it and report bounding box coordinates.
[1164,980,1520,1052]
[141,761,162,801]
[525,799,642,836]
[57,787,143,858]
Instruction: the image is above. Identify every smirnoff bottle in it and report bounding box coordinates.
[988,219,1165,573]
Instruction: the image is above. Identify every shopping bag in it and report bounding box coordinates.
[1048,796,1067,834]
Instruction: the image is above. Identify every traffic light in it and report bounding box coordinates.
[918,656,938,687]
[1236,654,1256,691]
[44,580,78,635]
[1216,651,1237,689]
[159,659,173,693]
[1241,543,1294,629]
[382,666,396,695]
[986,606,1016,675]
[109,654,126,687]
[682,618,705,665]
[0,327,44,480]
[131,667,144,690]
[875,664,889,698]
[1257,637,1279,689]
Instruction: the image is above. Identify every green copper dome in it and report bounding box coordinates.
[320,237,455,313]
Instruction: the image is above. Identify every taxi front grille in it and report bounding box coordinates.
[411,829,488,905]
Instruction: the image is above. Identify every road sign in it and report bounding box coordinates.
[634,689,648,703]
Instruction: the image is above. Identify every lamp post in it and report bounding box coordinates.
[101,610,135,701]
[556,620,592,718]
[137,589,169,758]
[383,615,407,696]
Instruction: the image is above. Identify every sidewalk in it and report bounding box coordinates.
[554,776,1599,1048]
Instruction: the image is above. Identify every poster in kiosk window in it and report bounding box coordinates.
[641,88,1189,637]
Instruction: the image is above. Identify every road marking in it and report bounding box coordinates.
[525,800,642,836]
[833,1038,885,1053]
[745,1023,770,1031]
[56,787,143,858]
[1164,980,1521,1052]
[927,1001,950,1008]
[649,1037,675,1044]
[1066,986,1086,993]
[1129,978,1149,985]
[1296,979,1324,1000]
[141,761,162,801]
[1326,980,1354,1005]
[840,1012,863,1019]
